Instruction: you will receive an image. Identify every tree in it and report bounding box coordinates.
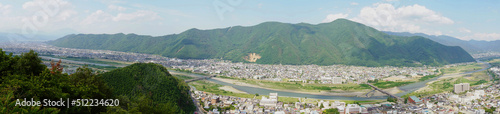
[49,60,63,74]
[67,66,113,113]
[322,108,340,114]
[387,97,398,102]
[12,50,45,76]
[320,103,324,109]
[0,49,116,113]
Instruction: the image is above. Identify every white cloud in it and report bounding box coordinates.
[82,9,161,25]
[350,2,359,6]
[23,0,71,11]
[22,0,77,22]
[112,10,161,21]
[458,27,471,33]
[81,10,113,25]
[322,13,349,23]
[351,3,454,35]
[461,33,500,41]
[108,4,127,11]
[0,3,11,15]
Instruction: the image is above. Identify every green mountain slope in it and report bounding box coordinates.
[99,63,195,113]
[49,19,475,66]
[384,31,500,54]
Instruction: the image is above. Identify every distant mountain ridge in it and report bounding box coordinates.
[49,19,475,66]
[384,31,500,54]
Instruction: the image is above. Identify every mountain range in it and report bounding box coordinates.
[48,19,475,66]
[384,31,500,54]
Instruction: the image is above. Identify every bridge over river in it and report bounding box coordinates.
[366,83,404,102]
[185,75,216,83]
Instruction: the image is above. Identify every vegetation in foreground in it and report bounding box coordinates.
[99,63,196,113]
[0,49,195,113]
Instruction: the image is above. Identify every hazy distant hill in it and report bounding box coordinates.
[0,32,59,43]
[384,31,500,54]
[49,19,475,66]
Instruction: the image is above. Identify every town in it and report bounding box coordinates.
[2,42,500,113]
[1,43,440,84]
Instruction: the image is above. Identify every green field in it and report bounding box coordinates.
[442,63,483,74]
[489,59,500,67]
[241,79,371,91]
[372,81,415,89]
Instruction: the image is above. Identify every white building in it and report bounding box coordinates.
[345,104,362,114]
[260,93,278,107]
[454,83,470,93]
[332,77,342,84]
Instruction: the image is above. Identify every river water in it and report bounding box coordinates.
[173,61,491,100]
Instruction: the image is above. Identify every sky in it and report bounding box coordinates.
[0,0,499,41]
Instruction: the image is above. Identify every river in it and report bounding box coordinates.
[173,61,491,100]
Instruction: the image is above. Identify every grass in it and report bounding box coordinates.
[372,81,415,89]
[442,63,483,74]
[487,59,500,67]
[239,79,372,92]
[419,69,442,81]
[419,75,439,81]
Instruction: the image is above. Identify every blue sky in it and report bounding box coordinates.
[0,0,499,41]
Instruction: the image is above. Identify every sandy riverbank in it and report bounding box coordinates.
[218,86,248,94]
[212,77,402,97]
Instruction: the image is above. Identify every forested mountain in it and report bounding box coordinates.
[384,31,500,54]
[99,63,195,113]
[49,19,475,66]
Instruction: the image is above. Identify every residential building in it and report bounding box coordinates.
[454,83,470,93]
[260,93,278,107]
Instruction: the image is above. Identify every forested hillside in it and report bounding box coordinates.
[99,63,195,113]
[49,19,475,66]
[385,31,500,54]
[0,49,195,113]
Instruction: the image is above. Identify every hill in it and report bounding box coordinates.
[99,63,195,113]
[49,19,475,66]
[384,31,500,54]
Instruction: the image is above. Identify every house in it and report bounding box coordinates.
[211,96,220,104]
